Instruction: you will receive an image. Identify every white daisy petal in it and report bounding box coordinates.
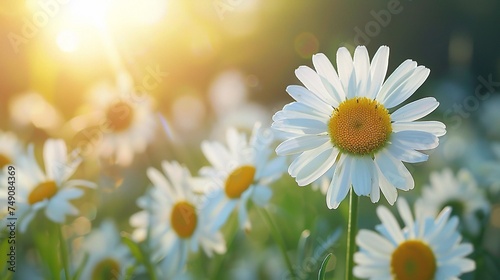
[64,179,97,189]
[295,146,339,186]
[351,156,372,196]
[201,141,231,171]
[396,198,414,231]
[376,59,417,103]
[312,53,346,102]
[273,108,328,123]
[374,149,414,191]
[45,197,78,223]
[251,185,272,206]
[272,118,327,135]
[275,135,330,155]
[392,130,439,150]
[326,155,351,209]
[353,46,370,97]
[392,120,446,137]
[280,101,331,119]
[43,139,67,182]
[356,229,394,256]
[288,142,332,177]
[390,97,439,122]
[368,46,390,98]
[369,163,381,203]
[376,206,404,244]
[336,47,356,97]
[386,141,429,163]
[147,167,174,200]
[286,85,333,114]
[382,66,430,108]
[295,66,339,106]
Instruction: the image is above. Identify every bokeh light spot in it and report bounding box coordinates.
[295,32,319,59]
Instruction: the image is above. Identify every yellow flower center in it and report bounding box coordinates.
[328,97,392,155]
[28,181,58,205]
[92,258,120,280]
[106,101,134,132]
[224,165,256,199]
[391,240,437,280]
[171,201,198,238]
[0,153,11,169]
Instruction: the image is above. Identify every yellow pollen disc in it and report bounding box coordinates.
[92,258,120,280]
[171,201,198,238]
[328,97,392,155]
[391,240,437,280]
[225,165,256,199]
[106,101,134,132]
[28,181,58,205]
[0,154,11,169]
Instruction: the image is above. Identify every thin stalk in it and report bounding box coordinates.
[58,226,71,280]
[344,189,359,280]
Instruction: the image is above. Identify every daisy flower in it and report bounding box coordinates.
[272,45,446,208]
[16,139,96,232]
[416,168,489,235]
[0,130,23,172]
[200,124,286,231]
[354,198,475,280]
[74,72,156,166]
[0,131,24,228]
[77,220,133,280]
[129,161,226,278]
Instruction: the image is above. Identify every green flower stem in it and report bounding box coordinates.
[258,207,296,279]
[58,226,71,280]
[144,256,158,280]
[344,189,359,280]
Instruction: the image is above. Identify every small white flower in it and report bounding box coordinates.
[0,130,23,172]
[16,139,96,232]
[273,46,446,209]
[354,198,475,280]
[0,131,24,227]
[73,72,156,166]
[130,161,226,278]
[77,220,133,280]
[200,124,286,231]
[9,92,64,132]
[416,168,489,235]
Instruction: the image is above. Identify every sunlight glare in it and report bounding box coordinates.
[68,0,111,28]
[56,30,79,53]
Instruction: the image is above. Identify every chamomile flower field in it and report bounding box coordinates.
[1,1,499,279]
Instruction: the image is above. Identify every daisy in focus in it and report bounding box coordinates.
[416,168,489,236]
[129,161,226,278]
[72,72,156,166]
[354,198,475,280]
[200,124,286,231]
[16,139,96,232]
[272,45,446,208]
[77,220,133,280]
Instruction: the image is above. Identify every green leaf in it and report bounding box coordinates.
[121,233,144,264]
[317,253,332,280]
[296,229,311,265]
[72,253,89,280]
